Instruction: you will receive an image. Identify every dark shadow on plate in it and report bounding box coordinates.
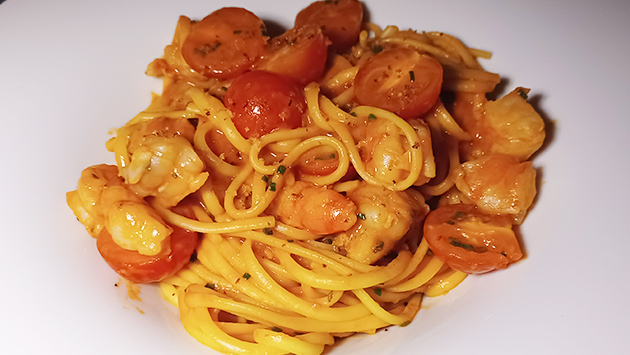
[361,1,372,24]
[0,0,7,5]
[262,18,288,38]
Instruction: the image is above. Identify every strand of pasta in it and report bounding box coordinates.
[274,248,412,291]
[383,238,430,286]
[386,257,444,292]
[253,329,325,355]
[241,239,374,321]
[152,200,275,233]
[348,106,423,190]
[187,87,252,153]
[425,31,482,69]
[194,118,242,177]
[351,289,408,325]
[427,102,473,141]
[223,164,279,220]
[421,138,461,197]
[183,285,390,333]
[424,270,468,297]
[249,126,322,175]
[178,287,286,355]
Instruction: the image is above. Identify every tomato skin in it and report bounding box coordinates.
[295,0,363,52]
[96,226,198,283]
[257,25,330,85]
[423,204,522,274]
[182,8,267,79]
[354,47,443,119]
[224,70,306,138]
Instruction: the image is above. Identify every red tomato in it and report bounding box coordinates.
[224,71,306,138]
[96,226,198,283]
[354,47,443,119]
[295,0,363,52]
[182,8,267,79]
[423,204,522,274]
[257,25,330,85]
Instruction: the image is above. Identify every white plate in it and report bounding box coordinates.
[1,0,629,354]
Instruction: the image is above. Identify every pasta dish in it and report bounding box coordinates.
[66,1,546,354]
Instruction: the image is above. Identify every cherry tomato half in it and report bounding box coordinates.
[354,47,443,119]
[423,204,522,274]
[295,0,363,52]
[257,25,330,85]
[182,7,267,79]
[96,226,198,283]
[224,71,306,138]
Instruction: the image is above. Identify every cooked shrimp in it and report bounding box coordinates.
[351,117,435,188]
[67,164,173,255]
[118,117,208,207]
[454,153,537,224]
[454,88,545,161]
[333,182,429,264]
[269,181,358,235]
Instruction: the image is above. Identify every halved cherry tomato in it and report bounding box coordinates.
[354,47,443,119]
[295,0,363,52]
[182,8,267,79]
[295,146,357,180]
[96,226,198,283]
[423,204,522,274]
[257,25,330,85]
[224,70,306,138]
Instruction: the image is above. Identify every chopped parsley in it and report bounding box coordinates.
[373,241,384,253]
[449,237,475,251]
[263,228,274,235]
[261,175,269,182]
[374,287,382,296]
[269,182,277,191]
[277,165,287,174]
[368,113,377,120]
[357,213,366,220]
[372,45,384,54]
[517,88,528,100]
[243,273,251,280]
[271,326,283,332]
[409,70,415,82]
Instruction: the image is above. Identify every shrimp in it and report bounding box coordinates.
[333,182,429,264]
[117,117,209,207]
[454,88,545,161]
[67,164,173,256]
[353,117,435,187]
[454,153,537,224]
[269,181,358,235]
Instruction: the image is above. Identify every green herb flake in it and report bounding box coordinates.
[400,320,411,327]
[372,45,384,54]
[261,175,269,182]
[271,326,283,332]
[373,241,384,253]
[409,71,415,82]
[374,287,382,296]
[189,250,198,263]
[269,182,277,192]
[517,88,528,100]
[221,86,228,92]
[243,273,251,280]
[449,237,475,251]
[263,228,274,235]
[357,213,366,220]
[350,112,357,117]
[329,153,336,159]
[454,211,466,219]
[368,113,377,120]
[277,165,287,174]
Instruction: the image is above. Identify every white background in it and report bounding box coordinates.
[1,0,629,354]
